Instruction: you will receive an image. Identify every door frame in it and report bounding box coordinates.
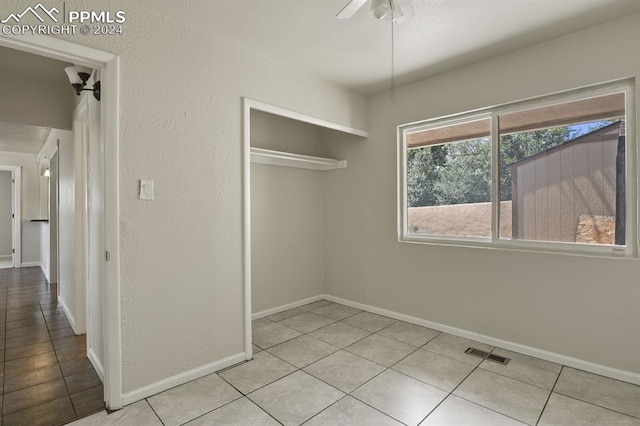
[0,34,122,409]
[0,165,21,268]
[49,147,60,293]
[73,93,104,379]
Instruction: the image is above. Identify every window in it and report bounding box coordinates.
[399,81,635,256]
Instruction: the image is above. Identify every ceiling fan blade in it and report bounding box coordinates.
[336,0,369,19]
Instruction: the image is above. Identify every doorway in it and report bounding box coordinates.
[0,165,21,269]
[0,170,13,268]
[49,151,58,292]
[0,36,122,409]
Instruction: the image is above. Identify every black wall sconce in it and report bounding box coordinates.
[65,65,101,101]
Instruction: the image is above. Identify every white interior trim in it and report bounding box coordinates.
[73,95,89,336]
[252,295,325,320]
[250,147,347,171]
[0,165,21,268]
[397,79,637,259]
[58,295,79,335]
[242,99,253,362]
[20,261,40,268]
[0,34,122,409]
[323,294,640,386]
[121,352,247,406]
[246,98,369,138]
[256,294,640,386]
[88,347,105,382]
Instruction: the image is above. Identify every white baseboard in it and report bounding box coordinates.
[324,294,640,386]
[40,264,50,282]
[57,296,82,335]
[88,347,105,382]
[121,352,247,406]
[20,261,41,268]
[252,294,324,320]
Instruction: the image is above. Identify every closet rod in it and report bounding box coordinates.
[250,147,347,171]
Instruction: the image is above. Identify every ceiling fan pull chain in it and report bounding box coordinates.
[391,16,395,99]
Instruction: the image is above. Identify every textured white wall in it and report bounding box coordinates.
[324,14,640,376]
[0,151,40,264]
[251,110,326,157]
[0,71,74,130]
[250,110,328,313]
[0,0,367,394]
[40,221,49,277]
[0,170,12,256]
[251,165,325,313]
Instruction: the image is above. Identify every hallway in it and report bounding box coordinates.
[0,267,104,425]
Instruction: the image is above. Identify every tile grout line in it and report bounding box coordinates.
[414,350,484,425]
[251,353,409,426]
[415,338,564,393]
[188,375,284,425]
[263,310,397,373]
[535,365,563,426]
[420,348,553,426]
[3,273,100,424]
[41,282,79,420]
[250,309,415,425]
[467,359,559,392]
[254,308,362,359]
[1,277,8,419]
[554,391,640,421]
[550,389,640,421]
[144,398,166,426]
[444,393,532,425]
[1,274,79,422]
[298,394,351,425]
[321,321,429,426]
[254,304,447,425]
[488,347,563,375]
[415,338,539,425]
[244,301,640,426]
[300,393,408,426]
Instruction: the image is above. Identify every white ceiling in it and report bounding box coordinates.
[142,0,640,94]
[0,121,51,154]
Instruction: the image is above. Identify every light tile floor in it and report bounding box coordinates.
[70,300,640,425]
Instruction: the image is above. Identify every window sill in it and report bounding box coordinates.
[399,234,635,259]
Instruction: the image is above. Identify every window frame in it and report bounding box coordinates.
[398,79,637,258]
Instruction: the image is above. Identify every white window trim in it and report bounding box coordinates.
[398,79,637,258]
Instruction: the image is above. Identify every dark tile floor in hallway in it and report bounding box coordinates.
[0,267,104,426]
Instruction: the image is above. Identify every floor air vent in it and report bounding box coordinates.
[464,347,511,366]
[487,353,511,365]
[465,347,490,359]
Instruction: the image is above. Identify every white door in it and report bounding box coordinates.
[86,96,104,376]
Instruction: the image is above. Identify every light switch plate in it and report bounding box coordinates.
[139,179,154,200]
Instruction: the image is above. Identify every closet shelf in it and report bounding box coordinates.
[250,147,347,171]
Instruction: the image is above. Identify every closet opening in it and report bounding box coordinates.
[242,99,368,359]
